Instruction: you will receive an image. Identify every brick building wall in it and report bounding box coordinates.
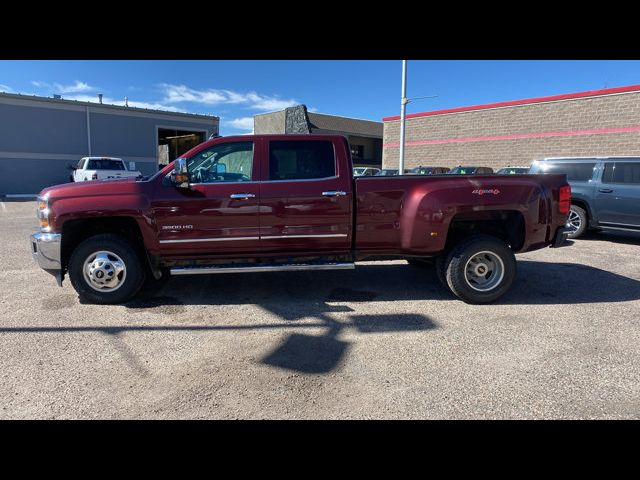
[382,85,640,170]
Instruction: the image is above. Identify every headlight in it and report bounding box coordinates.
[36,195,51,232]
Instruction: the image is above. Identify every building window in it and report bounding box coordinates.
[351,145,364,161]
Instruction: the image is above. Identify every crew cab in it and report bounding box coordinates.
[70,157,142,182]
[31,135,571,305]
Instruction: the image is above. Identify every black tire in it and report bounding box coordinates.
[445,235,516,304]
[68,234,146,304]
[435,251,452,291]
[567,205,587,239]
[407,258,433,268]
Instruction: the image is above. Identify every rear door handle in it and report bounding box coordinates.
[598,188,613,193]
[230,193,256,199]
[322,191,347,197]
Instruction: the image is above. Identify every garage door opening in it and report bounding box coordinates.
[158,128,206,167]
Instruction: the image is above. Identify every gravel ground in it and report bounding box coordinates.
[1,200,639,419]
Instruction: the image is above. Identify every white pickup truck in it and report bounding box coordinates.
[70,157,142,182]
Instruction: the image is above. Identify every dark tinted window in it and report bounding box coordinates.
[603,162,640,184]
[269,141,335,180]
[87,159,125,170]
[538,162,596,181]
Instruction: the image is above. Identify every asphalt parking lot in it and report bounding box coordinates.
[1,200,639,419]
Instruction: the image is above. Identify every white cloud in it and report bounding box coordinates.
[60,94,182,112]
[225,117,254,132]
[31,80,98,94]
[159,83,298,111]
[0,84,12,92]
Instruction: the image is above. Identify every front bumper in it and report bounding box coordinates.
[30,232,62,270]
[550,226,572,248]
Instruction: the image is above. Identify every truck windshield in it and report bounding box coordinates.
[448,167,475,174]
[87,159,125,170]
[497,167,529,174]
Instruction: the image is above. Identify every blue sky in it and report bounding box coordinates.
[1,60,639,135]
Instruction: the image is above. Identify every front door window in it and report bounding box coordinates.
[188,141,254,183]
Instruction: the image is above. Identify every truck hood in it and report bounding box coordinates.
[41,177,144,200]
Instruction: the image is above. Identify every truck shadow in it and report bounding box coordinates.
[578,230,640,246]
[502,261,640,304]
[129,260,640,308]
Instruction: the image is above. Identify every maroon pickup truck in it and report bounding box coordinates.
[31,134,571,304]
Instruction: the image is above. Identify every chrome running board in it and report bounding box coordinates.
[170,262,355,276]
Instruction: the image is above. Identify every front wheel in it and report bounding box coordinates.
[68,234,146,304]
[445,235,516,304]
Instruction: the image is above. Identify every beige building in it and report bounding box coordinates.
[254,105,383,167]
[382,84,640,171]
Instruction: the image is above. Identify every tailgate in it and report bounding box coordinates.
[531,173,571,233]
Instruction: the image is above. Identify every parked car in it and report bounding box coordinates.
[529,157,640,238]
[69,157,142,182]
[496,166,530,175]
[31,134,571,306]
[447,166,495,175]
[353,167,381,177]
[375,169,399,176]
[407,166,450,175]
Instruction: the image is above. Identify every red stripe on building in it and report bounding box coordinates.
[383,125,640,148]
[382,84,640,122]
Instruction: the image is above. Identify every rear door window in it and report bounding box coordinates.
[87,159,125,170]
[602,161,640,184]
[269,140,335,180]
[537,161,597,181]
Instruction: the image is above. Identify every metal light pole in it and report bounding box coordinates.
[398,60,408,174]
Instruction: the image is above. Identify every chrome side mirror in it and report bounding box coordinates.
[171,158,190,189]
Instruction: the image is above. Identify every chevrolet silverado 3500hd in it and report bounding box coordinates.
[31,134,571,304]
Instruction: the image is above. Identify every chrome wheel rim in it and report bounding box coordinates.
[566,209,582,232]
[464,251,505,292]
[82,251,126,292]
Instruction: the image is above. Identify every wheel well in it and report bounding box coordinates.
[570,199,592,222]
[446,211,525,251]
[61,217,146,271]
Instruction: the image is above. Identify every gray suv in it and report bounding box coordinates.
[529,157,640,238]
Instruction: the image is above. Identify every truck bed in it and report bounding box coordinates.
[354,174,568,255]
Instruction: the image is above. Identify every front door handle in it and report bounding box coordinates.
[230,193,256,199]
[322,191,347,197]
[598,188,613,193]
